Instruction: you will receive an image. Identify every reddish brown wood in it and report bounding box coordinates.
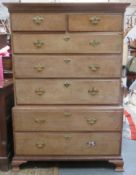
[0,159,8,171]
[12,159,27,172]
[11,13,66,32]
[109,159,124,172]
[12,156,124,171]
[0,79,14,171]
[12,33,123,54]
[0,34,7,49]
[14,132,121,156]
[15,79,122,105]
[7,3,129,172]
[13,106,123,132]
[14,55,122,79]
[5,3,130,13]
[12,155,122,161]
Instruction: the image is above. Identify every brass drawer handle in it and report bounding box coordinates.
[88,87,99,96]
[88,65,100,72]
[89,16,101,25]
[64,112,72,117]
[86,141,96,147]
[34,64,45,72]
[89,40,100,47]
[86,117,97,125]
[35,88,45,96]
[33,16,44,25]
[34,118,46,124]
[64,36,70,42]
[36,142,46,149]
[34,40,44,48]
[64,82,71,88]
[64,135,72,140]
[64,59,71,64]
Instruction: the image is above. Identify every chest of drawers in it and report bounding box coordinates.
[6,3,129,172]
[0,79,14,171]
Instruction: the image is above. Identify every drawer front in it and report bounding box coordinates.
[13,107,123,132]
[15,79,121,105]
[11,13,66,31]
[13,33,122,54]
[68,14,123,32]
[15,132,120,156]
[14,55,122,78]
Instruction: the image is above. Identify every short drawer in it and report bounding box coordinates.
[13,33,122,54]
[68,14,123,32]
[15,132,121,156]
[14,55,122,78]
[11,13,66,31]
[13,106,123,132]
[15,79,121,105]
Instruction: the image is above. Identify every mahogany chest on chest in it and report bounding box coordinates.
[6,3,129,171]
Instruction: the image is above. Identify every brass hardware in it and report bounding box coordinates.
[36,142,46,149]
[34,118,46,124]
[89,40,100,47]
[86,117,97,125]
[64,112,72,117]
[64,36,70,41]
[64,135,72,140]
[64,82,71,88]
[88,87,99,96]
[89,16,101,25]
[34,64,45,72]
[86,141,96,147]
[88,65,100,72]
[33,16,44,25]
[34,40,44,48]
[35,88,45,96]
[64,59,71,64]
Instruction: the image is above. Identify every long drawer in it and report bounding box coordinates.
[11,13,66,31]
[68,14,123,32]
[15,132,121,156]
[13,33,122,54]
[14,55,122,78]
[15,79,121,105]
[13,106,123,132]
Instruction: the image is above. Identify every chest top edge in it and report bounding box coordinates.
[4,3,130,13]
